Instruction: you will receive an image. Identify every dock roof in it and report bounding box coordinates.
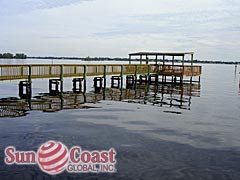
[129,52,194,57]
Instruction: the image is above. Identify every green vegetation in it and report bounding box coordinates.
[0,53,27,59]
[84,56,91,61]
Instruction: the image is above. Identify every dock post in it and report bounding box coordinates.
[60,93,63,110]
[49,79,60,95]
[83,65,87,93]
[198,76,201,83]
[19,81,31,99]
[72,78,83,93]
[139,75,148,84]
[103,65,107,100]
[134,65,138,86]
[103,65,107,88]
[28,65,32,109]
[182,55,185,66]
[147,64,150,77]
[60,65,63,95]
[120,65,123,90]
[149,74,158,84]
[28,65,32,86]
[180,76,183,84]
[93,77,103,93]
[129,55,131,64]
[111,76,121,88]
[190,76,193,83]
[28,65,32,98]
[126,75,135,89]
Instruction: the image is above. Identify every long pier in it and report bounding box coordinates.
[0,52,202,100]
[0,51,203,117]
[0,64,201,81]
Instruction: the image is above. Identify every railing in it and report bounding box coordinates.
[0,64,201,81]
[159,65,202,76]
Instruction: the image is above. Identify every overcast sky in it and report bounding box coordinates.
[0,0,239,60]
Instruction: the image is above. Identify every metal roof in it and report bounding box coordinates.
[129,52,194,56]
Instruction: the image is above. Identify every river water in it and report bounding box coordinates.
[0,59,239,180]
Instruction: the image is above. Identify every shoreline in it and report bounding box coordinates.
[1,57,239,65]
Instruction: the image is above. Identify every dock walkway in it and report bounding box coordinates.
[0,64,201,81]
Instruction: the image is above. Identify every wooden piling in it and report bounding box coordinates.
[19,81,31,99]
[111,76,121,88]
[120,65,123,89]
[49,79,60,95]
[135,65,138,85]
[83,65,87,93]
[60,65,63,95]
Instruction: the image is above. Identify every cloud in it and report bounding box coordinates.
[0,0,239,60]
[94,7,240,38]
[0,0,93,15]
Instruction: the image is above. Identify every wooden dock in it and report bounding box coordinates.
[0,52,202,100]
[0,64,201,81]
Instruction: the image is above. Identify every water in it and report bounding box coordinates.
[0,60,239,180]
[0,58,129,65]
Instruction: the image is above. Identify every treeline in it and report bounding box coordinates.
[0,53,27,59]
[29,56,240,65]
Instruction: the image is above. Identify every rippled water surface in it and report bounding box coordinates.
[0,60,239,180]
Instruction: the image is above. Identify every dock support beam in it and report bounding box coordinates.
[83,65,87,93]
[93,77,103,93]
[72,78,84,93]
[103,65,107,88]
[120,65,123,89]
[191,54,194,66]
[134,65,138,86]
[111,76,121,88]
[139,75,148,84]
[19,81,31,99]
[60,65,63,95]
[49,79,61,96]
[103,65,107,100]
[149,74,158,84]
[126,75,135,89]
[180,76,183,84]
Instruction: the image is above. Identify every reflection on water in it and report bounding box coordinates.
[239,79,240,95]
[125,83,200,110]
[0,83,200,118]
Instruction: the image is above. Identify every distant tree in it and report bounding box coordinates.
[0,53,2,58]
[84,56,91,61]
[15,53,27,59]
[2,53,14,59]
